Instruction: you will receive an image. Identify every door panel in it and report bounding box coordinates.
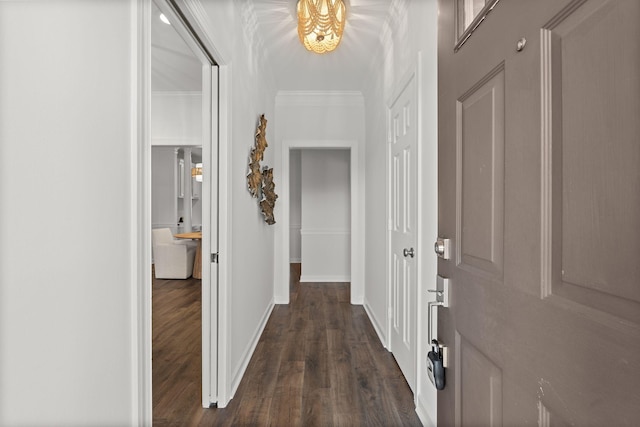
[456,332,502,427]
[389,75,418,392]
[438,0,640,425]
[457,65,505,278]
[544,0,640,323]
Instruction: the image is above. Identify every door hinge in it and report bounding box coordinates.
[211,253,219,263]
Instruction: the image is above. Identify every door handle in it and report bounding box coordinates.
[403,247,415,258]
[428,276,451,369]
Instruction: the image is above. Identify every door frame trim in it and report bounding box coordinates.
[384,52,439,421]
[277,140,364,305]
[131,2,152,423]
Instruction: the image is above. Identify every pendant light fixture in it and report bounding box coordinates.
[297,0,346,54]
[191,163,203,182]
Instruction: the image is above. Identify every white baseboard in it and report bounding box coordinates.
[299,275,351,283]
[364,300,388,349]
[289,258,301,263]
[416,392,436,427]
[228,300,275,399]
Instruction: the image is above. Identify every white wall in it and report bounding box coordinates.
[197,0,278,405]
[289,150,302,262]
[0,1,136,425]
[151,92,202,146]
[0,0,280,423]
[362,0,439,425]
[300,150,351,282]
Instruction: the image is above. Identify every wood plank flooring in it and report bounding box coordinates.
[152,274,203,425]
[153,264,422,426]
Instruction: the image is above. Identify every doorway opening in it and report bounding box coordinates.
[148,0,219,421]
[277,140,363,305]
[289,149,351,284]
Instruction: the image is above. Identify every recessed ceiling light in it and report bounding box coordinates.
[159,13,171,25]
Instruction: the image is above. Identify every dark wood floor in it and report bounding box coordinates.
[153,264,422,426]
[152,273,202,425]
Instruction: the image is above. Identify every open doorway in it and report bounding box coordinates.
[278,140,363,305]
[290,149,351,284]
[149,0,218,421]
[151,145,202,420]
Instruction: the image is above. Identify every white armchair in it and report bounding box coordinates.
[152,228,197,279]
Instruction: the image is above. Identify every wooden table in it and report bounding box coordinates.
[174,231,202,279]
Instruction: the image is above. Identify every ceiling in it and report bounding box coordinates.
[250,0,393,91]
[151,0,393,92]
[151,1,202,92]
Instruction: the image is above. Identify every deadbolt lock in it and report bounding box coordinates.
[434,238,451,259]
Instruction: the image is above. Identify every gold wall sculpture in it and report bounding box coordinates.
[260,167,278,225]
[246,114,278,225]
[247,157,262,198]
[247,114,268,198]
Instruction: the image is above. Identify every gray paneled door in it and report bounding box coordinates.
[437,0,640,425]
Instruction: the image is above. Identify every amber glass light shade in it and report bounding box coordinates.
[297,0,346,54]
[191,163,203,182]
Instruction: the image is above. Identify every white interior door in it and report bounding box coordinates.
[200,64,218,407]
[389,75,418,392]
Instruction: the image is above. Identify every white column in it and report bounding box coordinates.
[183,147,193,232]
[174,147,181,233]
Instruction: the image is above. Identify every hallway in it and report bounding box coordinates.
[153,264,421,426]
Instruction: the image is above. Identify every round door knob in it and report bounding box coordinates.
[434,240,445,256]
[403,248,415,258]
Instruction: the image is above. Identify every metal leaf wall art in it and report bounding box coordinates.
[260,167,278,225]
[247,114,268,198]
[246,114,278,224]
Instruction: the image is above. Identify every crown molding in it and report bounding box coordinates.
[275,90,364,107]
[151,90,202,96]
